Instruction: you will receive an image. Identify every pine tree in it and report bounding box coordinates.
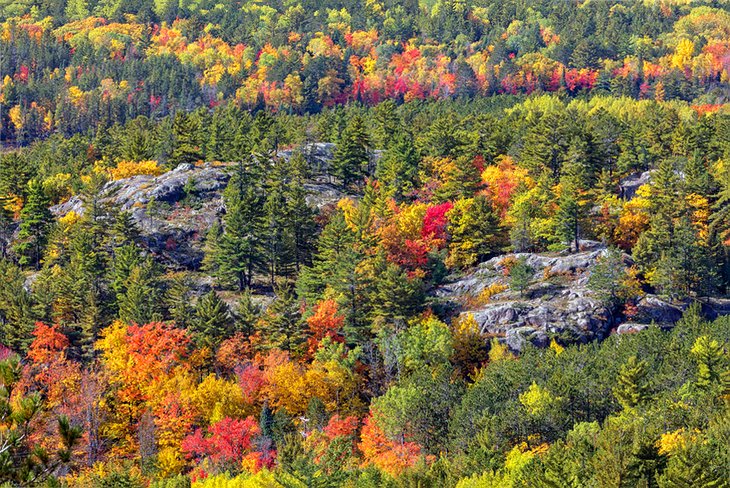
[165,274,193,328]
[216,160,265,290]
[110,211,140,249]
[120,116,155,162]
[376,132,419,201]
[331,115,370,188]
[285,154,316,274]
[234,291,260,337]
[509,256,533,297]
[296,211,357,305]
[257,283,304,353]
[0,197,15,259]
[614,356,651,411]
[170,112,203,166]
[370,258,424,333]
[556,153,589,253]
[117,261,160,325]
[0,152,32,199]
[13,180,53,269]
[446,194,505,268]
[372,99,400,148]
[0,260,35,352]
[193,290,232,348]
[263,158,293,285]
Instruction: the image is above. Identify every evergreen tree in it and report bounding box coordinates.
[0,197,15,259]
[257,283,304,353]
[0,260,35,352]
[216,160,265,290]
[331,115,370,188]
[613,356,651,411]
[263,158,293,285]
[170,112,203,166]
[285,154,317,273]
[13,180,53,269]
[446,194,505,268]
[117,261,160,325]
[509,256,533,297]
[165,274,193,328]
[372,99,400,148]
[234,290,260,337]
[375,131,419,201]
[193,290,232,348]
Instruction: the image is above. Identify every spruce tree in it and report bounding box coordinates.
[13,180,53,269]
[234,291,260,337]
[376,132,419,201]
[257,283,303,353]
[117,262,160,325]
[165,274,193,328]
[263,158,293,285]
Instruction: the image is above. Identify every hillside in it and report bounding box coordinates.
[0,0,729,486]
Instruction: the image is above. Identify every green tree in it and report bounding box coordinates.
[375,131,419,201]
[331,115,370,188]
[13,180,53,269]
[614,356,651,411]
[215,160,265,290]
[0,356,82,485]
[170,112,203,166]
[257,283,304,353]
[117,261,160,325]
[193,290,232,348]
[509,256,533,297]
[446,195,505,268]
[165,274,194,328]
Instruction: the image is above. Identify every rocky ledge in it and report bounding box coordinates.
[52,145,348,269]
[436,242,730,350]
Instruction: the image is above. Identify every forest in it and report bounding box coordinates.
[0,0,729,486]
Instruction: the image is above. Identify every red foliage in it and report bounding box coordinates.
[421,202,453,243]
[324,414,359,440]
[236,363,267,400]
[182,416,261,464]
[306,299,346,356]
[26,323,69,364]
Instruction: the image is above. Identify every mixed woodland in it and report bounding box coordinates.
[0,0,728,486]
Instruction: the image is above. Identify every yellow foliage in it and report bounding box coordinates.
[549,338,564,355]
[477,282,508,305]
[671,38,695,70]
[656,428,687,456]
[191,471,284,488]
[157,446,185,477]
[519,382,558,416]
[488,338,513,362]
[58,210,81,228]
[108,160,163,180]
[8,105,23,130]
[185,374,249,423]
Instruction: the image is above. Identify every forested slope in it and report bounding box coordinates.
[0,0,728,487]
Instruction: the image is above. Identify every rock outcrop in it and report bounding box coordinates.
[436,243,730,350]
[52,146,348,269]
[437,245,615,350]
